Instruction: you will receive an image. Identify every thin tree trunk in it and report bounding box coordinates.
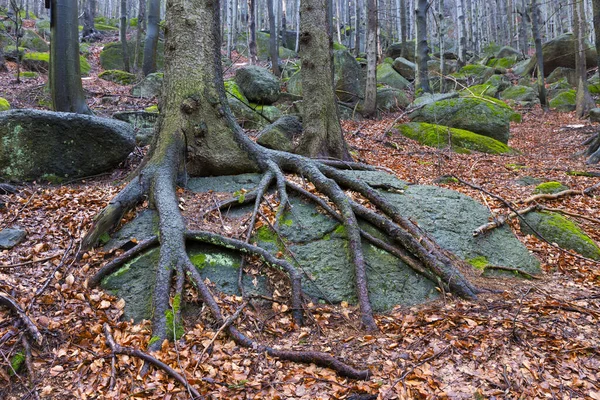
[363,0,377,116]
[82,0,96,38]
[400,0,407,56]
[415,0,430,93]
[295,0,300,52]
[266,0,280,75]
[592,0,600,70]
[120,0,130,72]
[573,0,595,117]
[227,0,233,59]
[134,0,145,71]
[457,0,466,66]
[354,0,361,56]
[438,0,445,93]
[142,0,160,75]
[531,0,546,108]
[50,0,90,114]
[248,0,257,64]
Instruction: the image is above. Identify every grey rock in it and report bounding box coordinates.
[0,109,135,181]
[131,72,163,99]
[485,74,511,92]
[113,110,159,145]
[410,92,458,108]
[256,115,303,152]
[376,88,410,111]
[590,108,600,123]
[547,67,577,86]
[385,40,416,63]
[333,49,364,103]
[235,66,280,105]
[496,46,522,59]
[499,85,540,107]
[392,57,415,80]
[0,227,26,249]
[377,63,412,90]
[227,97,281,130]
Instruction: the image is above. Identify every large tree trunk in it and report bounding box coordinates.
[415,0,430,93]
[82,0,96,38]
[142,0,160,75]
[266,0,280,76]
[120,0,130,72]
[50,0,91,114]
[457,0,467,66]
[573,0,594,118]
[592,0,600,75]
[531,0,547,108]
[133,0,145,72]
[354,0,361,56]
[298,0,351,160]
[362,0,377,116]
[247,0,258,64]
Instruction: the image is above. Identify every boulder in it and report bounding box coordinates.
[0,109,135,181]
[385,40,416,63]
[35,19,50,39]
[549,89,576,112]
[237,32,297,61]
[376,63,411,90]
[21,29,49,52]
[99,70,137,85]
[376,88,410,111]
[486,56,518,69]
[533,181,569,194]
[392,57,415,80]
[113,110,159,145]
[101,171,540,320]
[590,108,600,123]
[397,122,512,154]
[499,85,540,107]
[256,115,303,152]
[496,46,522,59]
[228,97,282,130]
[22,52,90,75]
[409,96,520,143]
[522,33,597,77]
[462,84,499,98]
[410,92,458,108]
[522,212,600,260]
[235,66,280,105]
[131,72,163,98]
[547,79,572,99]
[100,41,165,71]
[546,67,577,86]
[333,49,364,102]
[451,64,495,85]
[0,227,26,249]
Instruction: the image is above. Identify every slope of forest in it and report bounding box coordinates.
[2,3,600,398]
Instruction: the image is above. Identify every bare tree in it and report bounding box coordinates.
[142,0,160,75]
[415,0,430,93]
[266,0,280,76]
[120,0,130,72]
[531,0,547,108]
[573,0,594,118]
[363,0,377,116]
[248,0,258,64]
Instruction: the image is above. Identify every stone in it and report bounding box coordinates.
[99,70,137,85]
[522,212,600,260]
[376,88,410,111]
[376,63,411,90]
[333,49,364,103]
[392,57,415,80]
[227,97,281,130]
[385,40,416,63]
[496,46,521,59]
[409,95,520,143]
[235,66,280,105]
[397,122,513,154]
[0,109,135,181]
[0,228,26,249]
[113,110,159,145]
[590,108,600,123]
[547,67,577,86]
[451,64,495,85]
[131,72,163,98]
[21,52,90,75]
[410,92,458,108]
[21,29,49,52]
[237,31,297,61]
[533,181,569,194]
[499,85,540,107]
[549,90,576,112]
[256,115,303,152]
[100,40,165,71]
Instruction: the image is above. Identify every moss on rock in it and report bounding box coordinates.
[533,181,568,194]
[377,62,411,90]
[397,122,512,154]
[21,52,90,75]
[499,85,540,106]
[0,97,10,111]
[224,79,248,102]
[99,69,137,85]
[549,89,576,112]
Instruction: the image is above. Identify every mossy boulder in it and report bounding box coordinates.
[549,89,576,112]
[228,97,282,129]
[588,74,600,94]
[485,74,511,91]
[397,122,512,154]
[533,181,568,194]
[522,33,597,77]
[95,23,119,32]
[376,62,411,90]
[234,65,280,105]
[547,67,577,86]
[548,79,573,98]
[21,52,90,75]
[100,41,164,71]
[34,19,50,39]
[451,64,495,85]
[462,84,498,98]
[256,115,303,152]
[99,69,137,85]
[333,49,364,102]
[385,40,416,63]
[590,108,600,123]
[238,32,297,61]
[224,79,248,102]
[376,88,410,111]
[486,56,517,69]
[113,110,159,145]
[131,72,163,98]
[499,85,539,106]
[0,97,10,111]
[522,212,600,260]
[0,109,135,181]
[21,29,49,52]
[496,46,521,59]
[392,57,415,80]
[3,46,26,61]
[409,95,520,143]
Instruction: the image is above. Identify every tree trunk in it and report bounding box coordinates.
[457,0,466,66]
[248,0,258,64]
[142,0,160,76]
[354,0,361,56]
[298,0,351,159]
[592,0,600,71]
[518,0,529,55]
[120,0,130,72]
[415,0,430,93]
[363,0,377,116]
[266,0,280,76]
[227,0,233,59]
[573,0,595,118]
[530,0,547,108]
[134,0,145,72]
[400,0,407,56]
[50,0,90,114]
[82,0,96,38]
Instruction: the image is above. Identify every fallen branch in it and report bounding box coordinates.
[0,292,43,345]
[484,265,542,279]
[0,253,62,270]
[102,323,203,399]
[521,183,600,204]
[473,205,541,236]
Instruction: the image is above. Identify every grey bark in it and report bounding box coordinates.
[354,0,361,56]
[531,0,547,108]
[266,0,280,76]
[573,0,595,118]
[593,0,600,70]
[120,0,130,72]
[415,0,430,93]
[363,0,377,116]
[142,0,160,75]
[248,0,258,64]
[82,0,96,37]
[50,0,90,114]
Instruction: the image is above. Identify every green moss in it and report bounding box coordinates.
[129,17,138,27]
[144,105,159,113]
[96,23,119,31]
[99,232,111,245]
[99,69,137,85]
[148,335,161,346]
[165,294,184,340]
[333,42,347,50]
[224,79,248,102]
[505,163,526,170]
[549,89,576,112]
[533,181,568,194]
[22,52,90,75]
[0,97,10,111]
[9,351,25,376]
[486,56,517,69]
[566,170,594,177]
[282,219,293,227]
[461,84,498,98]
[4,45,26,58]
[19,71,38,79]
[190,253,207,269]
[458,64,489,76]
[397,122,512,154]
[467,256,489,270]
[39,173,65,183]
[383,57,394,64]
[255,226,277,243]
[22,51,48,62]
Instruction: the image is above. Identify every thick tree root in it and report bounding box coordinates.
[0,292,43,346]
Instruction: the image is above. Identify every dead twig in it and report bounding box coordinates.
[0,292,43,345]
[0,253,62,270]
[521,182,600,204]
[102,323,203,399]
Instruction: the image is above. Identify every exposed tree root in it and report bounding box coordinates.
[0,292,43,346]
[473,205,542,236]
[585,133,600,164]
[102,323,203,399]
[520,183,600,204]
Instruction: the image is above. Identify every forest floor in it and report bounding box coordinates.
[2,38,600,399]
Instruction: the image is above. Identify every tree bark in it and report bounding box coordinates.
[50,0,91,114]
[298,0,352,160]
[248,0,258,64]
[82,0,96,38]
[415,0,430,93]
[573,0,595,118]
[592,0,600,71]
[142,0,160,76]
[266,0,280,76]
[120,0,130,72]
[530,0,547,108]
[363,0,377,116]
[354,0,361,56]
